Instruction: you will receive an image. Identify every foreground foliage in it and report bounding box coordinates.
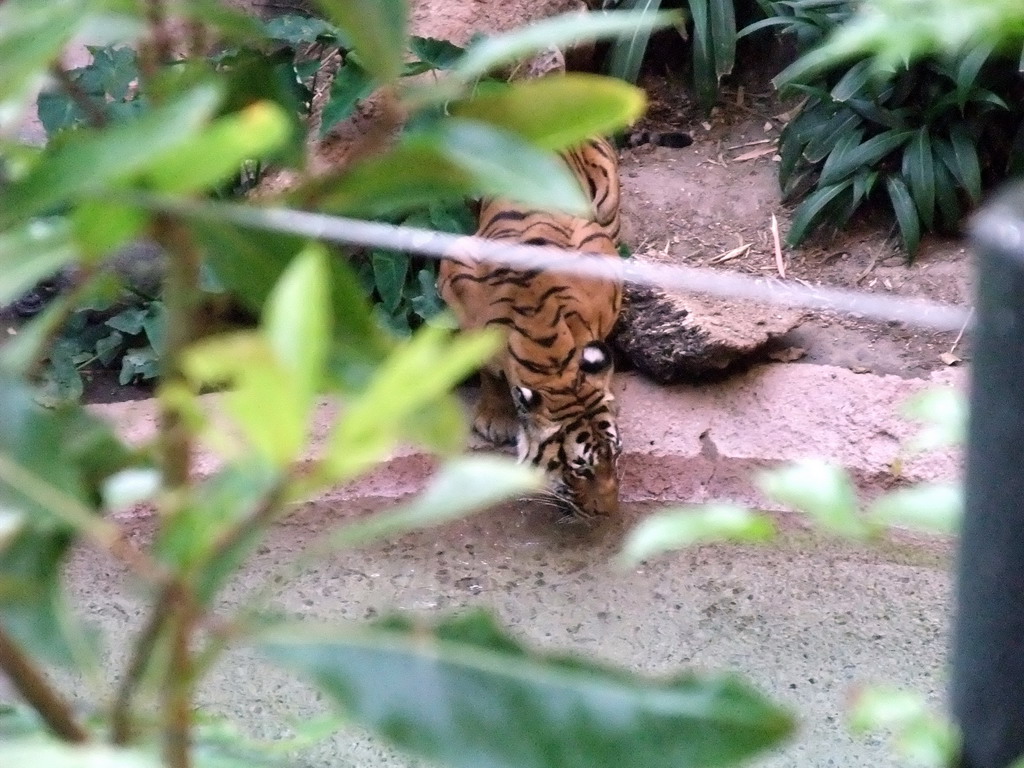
[0,1,793,767]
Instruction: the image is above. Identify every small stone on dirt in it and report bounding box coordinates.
[611,281,804,382]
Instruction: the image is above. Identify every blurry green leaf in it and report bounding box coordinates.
[142,302,167,354]
[371,250,409,313]
[940,127,982,205]
[409,36,465,70]
[314,0,406,83]
[320,59,375,136]
[885,173,922,256]
[95,330,126,365]
[191,221,305,311]
[262,245,331,406]
[410,268,447,321]
[0,218,77,306]
[867,483,962,535]
[759,460,872,539]
[427,201,475,234]
[118,346,159,384]
[0,0,87,128]
[106,307,147,335]
[707,0,737,80]
[36,91,86,137]
[192,219,393,371]
[786,179,854,246]
[327,457,540,549]
[218,47,311,167]
[0,372,132,663]
[804,0,1023,84]
[805,109,861,164]
[737,15,800,40]
[849,686,959,768]
[830,58,873,101]
[71,199,146,260]
[264,13,341,45]
[0,704,45,739]
[903,129,935,230]
[932,155,962,230]
[322,325,500,481]
[605,0,664,84]
[619,505,776,565]
[818,129,914,187]
[145,101,291,193]
[401,393,467,452]
[0,742,160,768]
[902,386,966,452]
[181,332,307,466]
[453,74,646,150]
[688,0,717,107]
[262,609,793,768]
[0,84,223,228]
[954,42,994,107]
[319,119,590,217]
[457,9,681,80]
[40,339,84,404]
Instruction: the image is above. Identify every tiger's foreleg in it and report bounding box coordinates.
[473,368,519,446]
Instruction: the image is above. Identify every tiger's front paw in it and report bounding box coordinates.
[473,408,519,447]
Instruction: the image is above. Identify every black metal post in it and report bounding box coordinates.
[954,184,1024,768]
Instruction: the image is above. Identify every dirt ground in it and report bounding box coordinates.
[616,70,972,379]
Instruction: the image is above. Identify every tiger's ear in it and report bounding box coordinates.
[580,341,612,374]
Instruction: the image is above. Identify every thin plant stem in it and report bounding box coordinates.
[147,211,203,768]
[161,586,197,768]
[0,625,89,743]
[109,585,174,745]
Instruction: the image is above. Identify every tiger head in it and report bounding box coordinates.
[509,340,622,520]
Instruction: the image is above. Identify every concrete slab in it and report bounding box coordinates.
[88,362,963,508]
[60,362,958,768]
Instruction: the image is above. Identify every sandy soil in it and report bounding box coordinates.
[617,69,973,379]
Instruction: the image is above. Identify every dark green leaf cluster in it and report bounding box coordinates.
[37,46,144,137]
[602,0,734,108]
[42,296,167,402]
[354,201,476,336]
[749,0,1024,258]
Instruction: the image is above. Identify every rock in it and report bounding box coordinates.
[612,282,805,382]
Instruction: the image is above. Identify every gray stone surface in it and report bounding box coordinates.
[613,283,805,382]
[63,499,951,768]
[56,362,961,767]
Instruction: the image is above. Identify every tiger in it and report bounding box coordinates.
[438,52,625,521]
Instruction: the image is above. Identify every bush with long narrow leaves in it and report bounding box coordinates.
[602,0,735,108]
[744,0,1024,258]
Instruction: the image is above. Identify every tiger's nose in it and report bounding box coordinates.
[582,470,619,516]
